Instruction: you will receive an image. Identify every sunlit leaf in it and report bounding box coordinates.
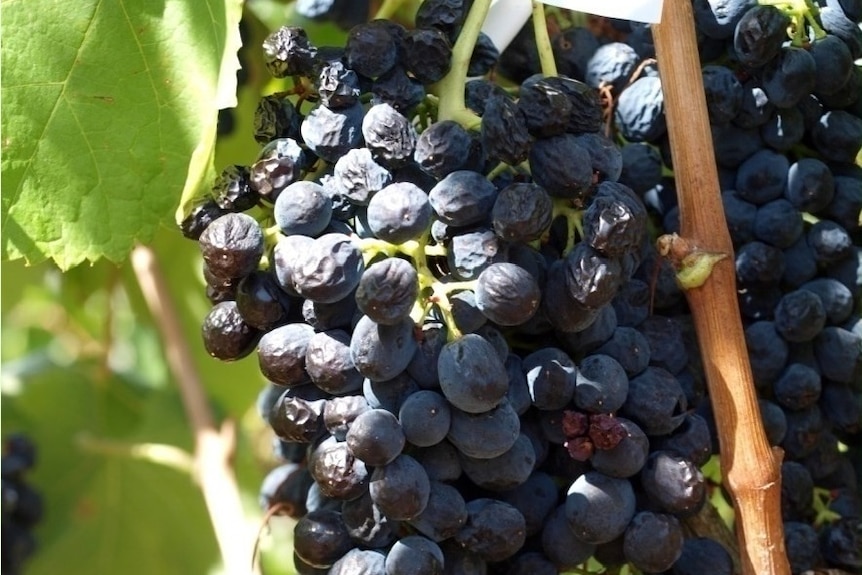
[1,0,243,269]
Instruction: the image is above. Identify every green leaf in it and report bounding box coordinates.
[1,0,243,270]
[1,366,220,575]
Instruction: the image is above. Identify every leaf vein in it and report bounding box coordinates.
[1,0,102,246]
[117,0,164,146]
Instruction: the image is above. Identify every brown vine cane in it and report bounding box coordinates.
[651,1,790,574]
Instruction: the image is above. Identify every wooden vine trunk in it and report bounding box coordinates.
[652,1,790,573]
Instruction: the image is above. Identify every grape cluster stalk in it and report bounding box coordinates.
[179,0,861,573]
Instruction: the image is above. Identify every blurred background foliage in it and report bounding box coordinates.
[0,2,355,573]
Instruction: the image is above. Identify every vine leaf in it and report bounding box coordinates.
[0,0,243,270]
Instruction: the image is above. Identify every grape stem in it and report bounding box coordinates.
[652,2,790,574]
[551,198,584,257]
[353,232,476,342]
[531,1,558,77]
[374,0,408,20]
[757,0,827,45]
[433,0,490,128]
[131,245,253,575]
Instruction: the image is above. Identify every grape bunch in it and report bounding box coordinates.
[180,0,861,573]
[494,1,862,573]
[2,434,42,575]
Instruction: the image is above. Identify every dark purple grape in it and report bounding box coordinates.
[250,138,308,202]
[180,199,227,240]
[615,76,666,143]
[369,453,430,521]
[370,65,426,114]
[429,170,497,227]
[552,27,600,80]
[564,471,636,544]
[529,134,593,201]
[258,323,315,387]
[761,46,816,108]
[306,331,364,396]
[269,392,327,443]
[201,300,260,361]
[350,315,417,382]
[263,26,319,78]
[491,182,553,243]
[345,20,399,78]
[622,511,684,573]
[361,103,416,169]
[355,257,418,326]
[300,103,364,164]
[415,0,466,37]
[620,366,687,436]
[732,4,789,68]
[212,165,258,212]
[345,408,405,466]
[467,32,499,77]
[702,65,743,125]
[403,27,452,84]
[518,76,573,138]
[274,180,332,237]
[308,436,369,500]
[640,450,706,515]
[235,270,291,331]
[340,490,397,549]
[407,480,467,541]
[481,95,532,166]
[541,505,597,569]
[453,498,526,562]
[366,181,432,243]
[414,120,482,180]
[812,110,862,164]
[199,212,264,280]
[253,95,303,144]
[291,233,365,304]
[438,333,508,414]
[585,42,639,94]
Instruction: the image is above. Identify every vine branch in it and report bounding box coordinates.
[131,245,252,575]
[433,0,490,128]
[652,2,789,574]
[532,1,557,77]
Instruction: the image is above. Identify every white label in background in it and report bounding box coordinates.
[482,0,535,57]
[482,0,663,56]
[539,0,663,24]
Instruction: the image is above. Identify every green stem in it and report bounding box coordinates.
[354,230,478,340]
[757,0,827,45]
[434,279,478,295]
[433,0,491,128]
[264,224,281,241]
[263,224,282,258]
[424,244,448,257]
[373,0,407,19]
[812,487,842,526]
[429,285,463,342]
[532,1,557,77]
[353,236,400,264]
[485,161,510,181]
[552,199,585,257]
[801,10,827,42]
[409,299,429,324]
